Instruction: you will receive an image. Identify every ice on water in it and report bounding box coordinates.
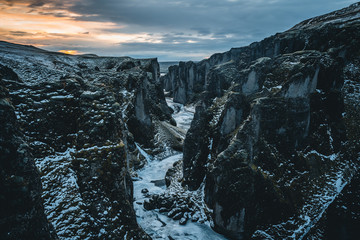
[133,98,228,240]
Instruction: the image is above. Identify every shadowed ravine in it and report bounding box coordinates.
[133,98,228,239]
[1,2,360,239]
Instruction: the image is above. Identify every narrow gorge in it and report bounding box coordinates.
[161,3,360,239]
[1,2,360,240]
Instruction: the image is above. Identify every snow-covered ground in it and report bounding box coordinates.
[166,97,195,132]
[133,98,228,239]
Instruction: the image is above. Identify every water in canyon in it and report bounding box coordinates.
[133,98,228,239]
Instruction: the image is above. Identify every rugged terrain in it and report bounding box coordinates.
[161,2,360,239]
[1,2,360,240]
[0,41,181,239]
[0,73,57,240]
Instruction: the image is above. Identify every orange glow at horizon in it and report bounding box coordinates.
[58,50,79,55]
[0,2,162,53]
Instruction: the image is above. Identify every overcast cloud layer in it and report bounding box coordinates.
[0,0,358,61]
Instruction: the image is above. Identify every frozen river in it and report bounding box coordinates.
[133,98,228,239]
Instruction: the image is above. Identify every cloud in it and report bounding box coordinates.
[191,27,211,36]
[28,1,46,8]
[66,0,359,45]
[0,0,359,61]
[9,30,34,36]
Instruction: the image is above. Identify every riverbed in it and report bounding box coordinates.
[133,98,228,239]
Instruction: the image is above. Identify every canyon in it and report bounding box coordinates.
[1,2,360,240]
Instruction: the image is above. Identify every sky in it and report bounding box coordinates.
[0,0,358,61]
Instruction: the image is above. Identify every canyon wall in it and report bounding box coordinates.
[0,74,57,239]
[179,3,360,239]
[0,42,174,239]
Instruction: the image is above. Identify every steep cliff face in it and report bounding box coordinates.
[305,173,360,240]
[163,61,203,104]
[0,76,57,239]
[181,3,360,239]
[0,42,174,239]
[162,3,360,105]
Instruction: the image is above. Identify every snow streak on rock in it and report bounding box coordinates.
[35,149,86,239]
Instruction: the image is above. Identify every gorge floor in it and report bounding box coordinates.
[133,98,228,240]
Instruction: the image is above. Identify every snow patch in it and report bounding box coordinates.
[135,143,152,163]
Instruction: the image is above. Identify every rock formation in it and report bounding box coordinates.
[167,3,360,239]
[2,2,360,240]
[162,3,360,104]
[0,74,57,239]
[0,41,176,239]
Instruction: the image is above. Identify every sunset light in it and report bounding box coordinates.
[58,50,79,55]
[1,1,360,240]
[0,0,357,61]
[0,0,156,57]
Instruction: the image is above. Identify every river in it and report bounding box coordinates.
[133,98,228,239]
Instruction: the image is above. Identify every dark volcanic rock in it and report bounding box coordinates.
[305,173,360,240]
[165,160,182,187]
[0,76,57,240]
[162,3,360,105]
[0,42,174,239]
[179,3,360,240]
[179,217,188,225]
[183,104,212,190]
[172,212,183,220]
[162,61,202,104]
[0,64,19,82]
[116,60,138,71]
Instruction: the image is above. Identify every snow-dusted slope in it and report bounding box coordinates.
[0,40,173,239]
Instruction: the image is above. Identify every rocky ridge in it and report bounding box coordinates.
[161,3,360,105]
[161,2,360,239]
[0,74,57,239]
[1,2,360,240]
[0,41,180,239]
